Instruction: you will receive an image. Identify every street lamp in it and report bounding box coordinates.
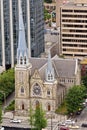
[51,111,53,130]
[58,123,59,130]
[51,113,52,130]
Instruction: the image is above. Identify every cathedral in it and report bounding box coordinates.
[15,1,81,117]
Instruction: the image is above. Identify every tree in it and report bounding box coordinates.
[0,105,2,124]
[44,9,51,21]
[0,68,15,102]
[33,106,47,130]
[82,75,87,90]
[29,105,34,130]
[44,0,52,3]
[65,85,86,115]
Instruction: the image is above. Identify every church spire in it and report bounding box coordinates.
[17,0,29,65]
[46,50,55,82]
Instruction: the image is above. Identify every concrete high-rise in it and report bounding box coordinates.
[56,0,68,27]
[60,0,87,59]
[0,0,44,68]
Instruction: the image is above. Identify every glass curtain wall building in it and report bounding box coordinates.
[0,0,44,68]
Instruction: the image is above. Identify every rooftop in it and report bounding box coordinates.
[61,1,87,8]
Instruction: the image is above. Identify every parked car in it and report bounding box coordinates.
[76,110,82,115]
[58,122,66,126]
[60,126,69,130]
[81,123,87,127]
[10,119,21,123]
[0,127,4,130]
[65,119,75,125]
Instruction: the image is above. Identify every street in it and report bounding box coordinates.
[74,107,87,130]
[1,106,87,130]
[47,107,87,130]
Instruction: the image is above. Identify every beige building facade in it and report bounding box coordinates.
[15,55,80,117]
[56,0,68,27]
[60,0,87,59]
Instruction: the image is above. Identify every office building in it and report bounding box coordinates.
[60,0,87,59]
[0,0,44,68]
[56,0,68,27]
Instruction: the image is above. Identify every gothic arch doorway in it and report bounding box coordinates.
[36,100,40,108]
[47,103,51,111]
[22,103,24,110]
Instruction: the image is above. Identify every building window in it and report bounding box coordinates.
[24,57,26,64]
[33,83,41,96]
[47,90,50,95]
[21,86,24,93]
[48,74,53,81]
[20,57,23,64]
[51,74,53,80]
[36,100,40,108]
[47,103,50,111]
[48,74,50,80]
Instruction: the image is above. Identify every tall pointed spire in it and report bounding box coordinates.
[47,50,53,72]
[46,50,55,82]
[17,0,29,65]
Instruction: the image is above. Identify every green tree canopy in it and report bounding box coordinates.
[65,85,86,115]
[44,0,52,3]
[82,75,87,90]
[44,9,51,21]
[29,105,47,130]
[29,105,35,130]
[34,106,47,130]
[0,105,2,124]
[0,68,15,102]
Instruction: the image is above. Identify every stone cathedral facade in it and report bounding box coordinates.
[15,1,81,117]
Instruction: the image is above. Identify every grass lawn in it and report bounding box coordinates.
[55,102,67,115]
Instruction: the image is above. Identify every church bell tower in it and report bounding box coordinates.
[15,0,32,116]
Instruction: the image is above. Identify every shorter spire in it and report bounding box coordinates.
[17,0,29,65]
[46,50,55,82]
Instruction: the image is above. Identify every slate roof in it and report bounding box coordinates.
[29,56,77,80]
[53,59,76,77]
[29,58,47,74]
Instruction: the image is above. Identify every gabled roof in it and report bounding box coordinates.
[29,58,47,74]
[30,56,77,80]
[53,59,76,77]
